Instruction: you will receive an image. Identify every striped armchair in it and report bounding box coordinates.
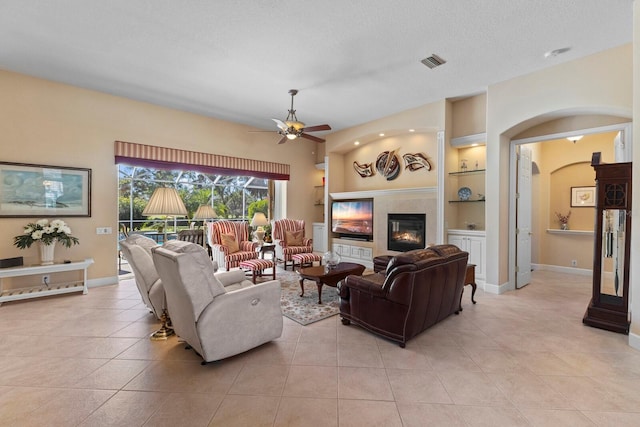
[207,220,258,270]
[272,219,313,270]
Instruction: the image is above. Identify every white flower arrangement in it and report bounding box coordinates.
[14,219,80,249]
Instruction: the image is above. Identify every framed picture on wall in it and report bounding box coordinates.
[0,161,91,217]
[571,186,596,208]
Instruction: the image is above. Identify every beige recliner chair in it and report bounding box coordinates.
[119,234,165,319]
[152,240,283,364]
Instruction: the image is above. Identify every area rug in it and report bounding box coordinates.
[275,268,341,326]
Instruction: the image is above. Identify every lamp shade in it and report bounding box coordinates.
[193,204,218,220]
[142,187,188,216]
[250,212,269,227]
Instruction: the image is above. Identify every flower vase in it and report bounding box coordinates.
[561,223,569,231]
[39,241,56,265]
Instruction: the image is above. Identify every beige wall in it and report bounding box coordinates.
[451,94,487,138]
[0,70,319,285]
[341,132,438,192]
[485,44,633,291]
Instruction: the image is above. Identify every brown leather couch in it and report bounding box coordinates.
[339,245,469,347]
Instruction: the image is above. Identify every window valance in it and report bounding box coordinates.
[114,140,290,180]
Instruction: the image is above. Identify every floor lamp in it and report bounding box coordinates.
[142,187,188,340]
[193,204,217,251]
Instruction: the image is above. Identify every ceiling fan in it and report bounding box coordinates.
[271,89,331,144]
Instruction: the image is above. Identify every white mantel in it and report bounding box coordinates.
[330,187,437,200]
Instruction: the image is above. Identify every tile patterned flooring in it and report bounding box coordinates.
[0,269,639,426]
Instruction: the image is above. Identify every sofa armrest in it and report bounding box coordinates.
[214,269,248,286]
[302,237,312,246]
[342,273,387,298]
[211,243,229,255]
[239,241,258,251]
[199,280,283,338]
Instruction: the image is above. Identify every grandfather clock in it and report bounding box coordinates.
[583,152,632,334]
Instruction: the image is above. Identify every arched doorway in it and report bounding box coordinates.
[508,119,632,290]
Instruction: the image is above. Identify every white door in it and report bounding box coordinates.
[516,145,532,288]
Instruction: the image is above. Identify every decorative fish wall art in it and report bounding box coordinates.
[402,152,432,171]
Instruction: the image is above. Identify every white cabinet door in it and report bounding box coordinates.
[312,224,326,253]
[447,232,486,281]
[467,235,486,280]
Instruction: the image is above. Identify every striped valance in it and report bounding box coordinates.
[114,140,290,180]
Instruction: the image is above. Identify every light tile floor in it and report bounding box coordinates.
[0,269,639,426]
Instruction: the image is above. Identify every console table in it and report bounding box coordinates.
[0,258,94,303]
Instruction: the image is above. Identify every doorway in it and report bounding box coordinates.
[509,122,632,289]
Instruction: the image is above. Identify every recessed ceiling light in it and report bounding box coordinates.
[409,129,415,132]
[544,47,571,58]
[379,133,385,137]
[471,143,479,147]
[354,141,360,145]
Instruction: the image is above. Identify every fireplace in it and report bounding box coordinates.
[387,213,426,252]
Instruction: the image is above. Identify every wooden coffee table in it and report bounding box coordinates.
[297,262,366,304]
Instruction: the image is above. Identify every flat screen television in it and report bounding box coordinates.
[331,198,374,241]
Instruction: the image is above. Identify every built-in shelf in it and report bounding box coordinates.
[0,258,94,303]
[448,199,485,203]
[448,169,486,176]
[546,229,594,236]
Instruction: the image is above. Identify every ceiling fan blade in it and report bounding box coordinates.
[302,124,331,132]
[277,135,288,144]
[272,118,288,131]
[300,133,325,143]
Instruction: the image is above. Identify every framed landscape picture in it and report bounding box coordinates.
[571,186,596,208]
[0,161,91,217]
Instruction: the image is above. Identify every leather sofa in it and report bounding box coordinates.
[339,244,468,347]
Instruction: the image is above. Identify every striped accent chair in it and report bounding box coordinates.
[272,219,313,270]
[207,220,258,270]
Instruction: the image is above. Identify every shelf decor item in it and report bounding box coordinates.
[555,211,571,230]
[0,161,91,217]
[13,218,80,265]
[457,187,472,201]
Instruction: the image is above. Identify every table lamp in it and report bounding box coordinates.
[193,204,218,249]
[142,187,188,243]
[250,212,269,244]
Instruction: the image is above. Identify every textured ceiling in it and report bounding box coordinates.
[0,1,633,134]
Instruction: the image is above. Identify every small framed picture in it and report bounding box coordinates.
[571,186,595,207]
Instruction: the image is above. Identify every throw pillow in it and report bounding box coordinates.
[221,233,240,253]
[285,230,304,246]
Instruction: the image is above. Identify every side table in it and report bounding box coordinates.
[257,244,276,260]
[459,263,477,312]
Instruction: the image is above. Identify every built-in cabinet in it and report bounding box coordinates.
[448,134,486,231]
[332,240,373,269]
[447,230,486,281]
[313,222,327,253]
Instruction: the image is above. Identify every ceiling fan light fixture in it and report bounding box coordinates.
[286,133,297,140]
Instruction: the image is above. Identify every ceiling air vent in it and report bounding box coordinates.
[420,54,446,69]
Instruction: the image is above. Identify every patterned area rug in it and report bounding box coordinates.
[275,268,341,326]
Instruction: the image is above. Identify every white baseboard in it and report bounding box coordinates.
[532,263,592,276]
[482,281,513,295]
[629,332,640,351]
[88,276,119,288]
